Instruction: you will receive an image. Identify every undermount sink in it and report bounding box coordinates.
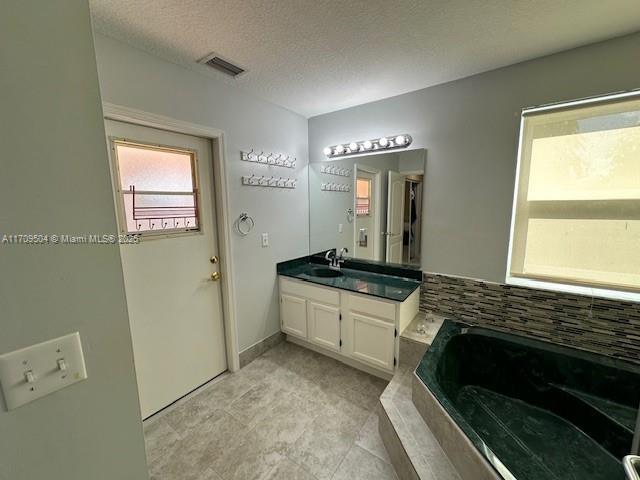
[309,267,343,278]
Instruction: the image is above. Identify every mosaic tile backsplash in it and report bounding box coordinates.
[420,273,640,364]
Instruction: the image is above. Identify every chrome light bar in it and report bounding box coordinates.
[323,134,412,158]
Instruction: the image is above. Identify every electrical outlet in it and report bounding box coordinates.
[261,233,269,247]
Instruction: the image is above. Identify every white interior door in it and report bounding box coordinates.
[386,171,405,263]
[105,119,227,418]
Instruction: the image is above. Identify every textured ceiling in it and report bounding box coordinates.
[90,0,640,118]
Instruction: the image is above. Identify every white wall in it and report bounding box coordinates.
[308,32,640,283]
[93,34,309,352]
[0,2,148,479]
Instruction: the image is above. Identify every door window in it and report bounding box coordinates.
[112,140,200,234]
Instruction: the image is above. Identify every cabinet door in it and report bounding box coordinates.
[346,312,395,371]
[308,301,340,352]
[280,294,307,338]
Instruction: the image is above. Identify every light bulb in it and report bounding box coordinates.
[336,145,345,154]
[379,137,389,147]
[395,135,406,146]
[349,142,358,151]
[363,140,372,150]
[323,147,332,156]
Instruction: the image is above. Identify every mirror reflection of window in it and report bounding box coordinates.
[356,178,371,216]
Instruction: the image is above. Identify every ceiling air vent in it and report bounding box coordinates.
[199,53,245,77]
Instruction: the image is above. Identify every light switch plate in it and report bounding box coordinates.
[261,233,269,247]
[0,332,88,410]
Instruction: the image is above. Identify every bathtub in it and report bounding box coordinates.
[414,320,639,480]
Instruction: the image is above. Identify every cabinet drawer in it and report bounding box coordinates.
[280,277,339,306]
[347,293,396,322]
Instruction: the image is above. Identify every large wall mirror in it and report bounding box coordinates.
[309,148,426,266]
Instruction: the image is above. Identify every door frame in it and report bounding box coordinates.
[352,164,382,261]
[102,102,240,373]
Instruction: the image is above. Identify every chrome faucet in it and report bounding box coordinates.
[325,248,348,270]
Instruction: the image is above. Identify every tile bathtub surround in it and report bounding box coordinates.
[420,273,640,364]
[144,341,397,480]
[378,363,461,480]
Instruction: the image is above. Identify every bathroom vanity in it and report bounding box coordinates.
[277,254,421,378]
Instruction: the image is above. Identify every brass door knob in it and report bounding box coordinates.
[210,272,221,281]
[210,255,219,264]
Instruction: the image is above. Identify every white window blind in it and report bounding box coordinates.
[507,91,640,298]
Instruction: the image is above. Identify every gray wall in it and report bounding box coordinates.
[0,2,148,479]
[308,32,640,283]
[93,34,309,353]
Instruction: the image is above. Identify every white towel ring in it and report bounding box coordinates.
[236,212,255,236]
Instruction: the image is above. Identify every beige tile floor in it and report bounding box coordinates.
[144,341,398,480]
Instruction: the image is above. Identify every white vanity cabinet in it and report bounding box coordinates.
[279,276,419,377]
[280,293,308,338]
[307,301,341,352]
[342,294,398,372]
[279,277,341,351]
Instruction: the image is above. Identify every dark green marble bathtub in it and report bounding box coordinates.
[416,320,640,480]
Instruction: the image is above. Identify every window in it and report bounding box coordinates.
[508,91,640,299]
[356,178,371,215]
[112,140,200,234]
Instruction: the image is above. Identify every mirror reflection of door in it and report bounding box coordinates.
[385,171,405,263]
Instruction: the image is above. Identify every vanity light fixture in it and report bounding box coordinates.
[323,134,412,158]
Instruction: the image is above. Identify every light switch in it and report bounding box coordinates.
[338,224,343,233]
[261,233,269,247]
[57,358,67,372]
[24,370,35,384]
[0,332,88,410]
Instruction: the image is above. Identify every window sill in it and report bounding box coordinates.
[505,275,640,303]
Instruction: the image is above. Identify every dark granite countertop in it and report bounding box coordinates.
[277,253,421,302]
